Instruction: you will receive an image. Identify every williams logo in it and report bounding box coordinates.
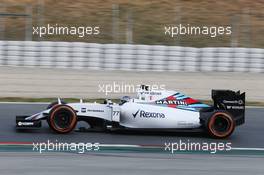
[132,109,165,119]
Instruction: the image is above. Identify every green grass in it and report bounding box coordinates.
[0,97,120,104]
[0,97,263,106]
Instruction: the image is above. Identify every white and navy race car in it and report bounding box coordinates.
[16,85,245,138]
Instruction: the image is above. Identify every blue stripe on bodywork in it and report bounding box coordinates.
[187,104,210,108]
[176,95,188,100]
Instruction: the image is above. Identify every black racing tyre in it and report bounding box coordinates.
[206,112,235,139]
[46,101,66,129]
[47,105,77,134]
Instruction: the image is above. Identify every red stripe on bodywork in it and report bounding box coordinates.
[185,98,199,104]
[166,95,177,108]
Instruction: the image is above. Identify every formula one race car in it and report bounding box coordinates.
[16,85,245,138]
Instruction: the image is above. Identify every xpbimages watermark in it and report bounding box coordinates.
[98,82,166,95]
[33,24,100,38]
[164,24,232,38]
[164,140,232,154]
[32,140,100,154]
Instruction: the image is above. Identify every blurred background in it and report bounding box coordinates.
[0,0,263,101]
[0,0,263,47]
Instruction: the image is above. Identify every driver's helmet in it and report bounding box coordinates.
[120,96,131,104]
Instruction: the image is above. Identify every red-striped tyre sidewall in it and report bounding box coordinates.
[48,105,77,134]
[207,112,235,139]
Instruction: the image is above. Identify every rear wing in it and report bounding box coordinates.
[212,90,245,126]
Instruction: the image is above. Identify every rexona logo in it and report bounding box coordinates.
[132,109,165,119]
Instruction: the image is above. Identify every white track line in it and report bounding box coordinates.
[232,147,264,151]
[0,143,264,152]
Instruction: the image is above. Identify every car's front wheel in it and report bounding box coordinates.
[47,105,77,134]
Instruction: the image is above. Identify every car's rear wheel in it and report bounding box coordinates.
[207,112,235,138]
[48,105,77,134]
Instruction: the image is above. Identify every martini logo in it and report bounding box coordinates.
[156,100,187,105]
[132,109,165,119]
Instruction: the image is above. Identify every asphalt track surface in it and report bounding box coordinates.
[0,103,264,175]
[0,152,264,175]
[0,103,263,148]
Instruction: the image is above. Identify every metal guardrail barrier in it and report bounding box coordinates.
[0,41,263,73]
